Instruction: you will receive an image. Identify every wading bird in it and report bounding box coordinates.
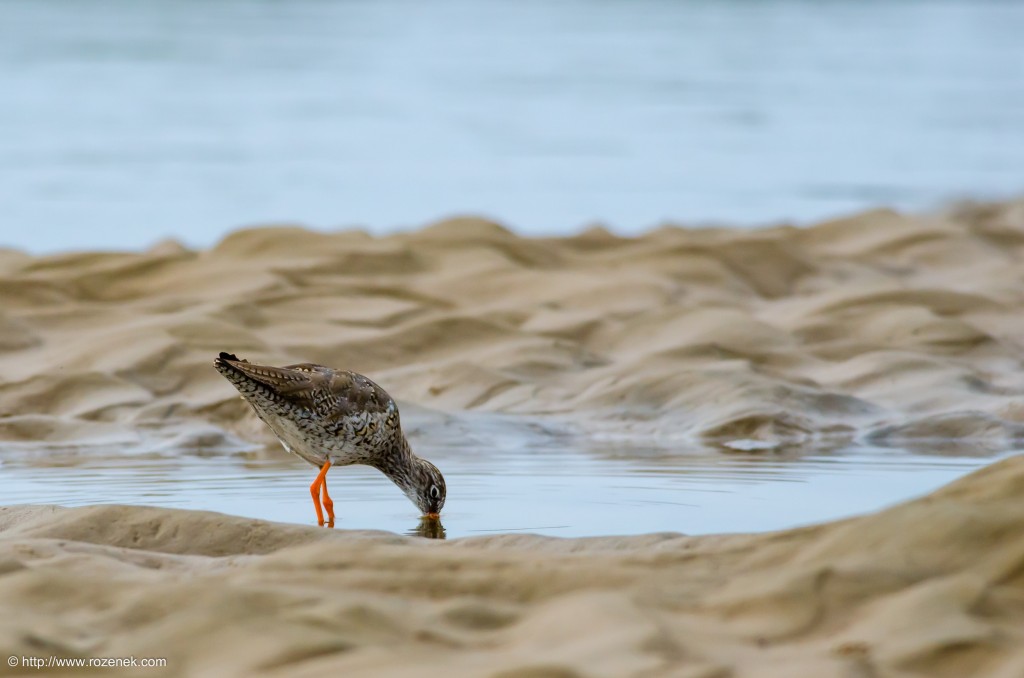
[214,353,445,526]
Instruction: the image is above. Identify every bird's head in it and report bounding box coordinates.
[411,459,446,518]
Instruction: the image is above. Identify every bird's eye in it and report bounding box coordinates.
[429,484,441,500]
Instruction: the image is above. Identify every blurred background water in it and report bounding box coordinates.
[1,0,1022,253]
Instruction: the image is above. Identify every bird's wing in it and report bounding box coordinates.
[313,368,395,423]
[215,353,324,406]
[215,353,394,421]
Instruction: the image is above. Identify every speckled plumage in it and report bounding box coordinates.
[213,352,446,519]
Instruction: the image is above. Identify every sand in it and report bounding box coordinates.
[0,456,1022,677]
[2,200,1024,676]
[3,200,1024,453]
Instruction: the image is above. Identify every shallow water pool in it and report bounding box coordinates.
[0,439,1010,539]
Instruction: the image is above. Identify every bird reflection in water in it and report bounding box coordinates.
[407,516,446,539]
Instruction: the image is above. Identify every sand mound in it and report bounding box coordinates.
[6,203,1024,676]
[0,455,1020,677]
[2,200,1024,451]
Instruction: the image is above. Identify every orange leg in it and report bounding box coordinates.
[309,461,332,526]
[321,475,335,527]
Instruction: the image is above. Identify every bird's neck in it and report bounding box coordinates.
[372,428,420,493]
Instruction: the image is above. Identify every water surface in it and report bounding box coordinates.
[0,441,1008,539]
[2,0,1022,252]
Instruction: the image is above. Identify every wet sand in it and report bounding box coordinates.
[2,200,1024,675]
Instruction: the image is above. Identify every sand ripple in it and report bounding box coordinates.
[1,200,1024,451]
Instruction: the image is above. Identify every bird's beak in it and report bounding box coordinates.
[424,512,441,520]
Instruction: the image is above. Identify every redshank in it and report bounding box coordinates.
[213,352,446,526]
